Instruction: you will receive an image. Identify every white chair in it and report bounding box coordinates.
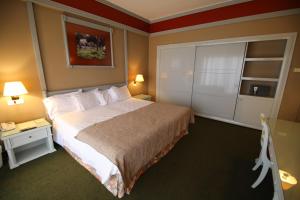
[251,113,273,188]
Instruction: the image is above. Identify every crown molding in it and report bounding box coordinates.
[150,8,300,37]
[25,0,149,36]
[95,0,250,23]
[24,0,300,36]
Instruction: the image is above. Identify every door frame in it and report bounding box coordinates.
[156,32,297,128]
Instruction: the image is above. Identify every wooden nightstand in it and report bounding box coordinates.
[0,118,56,169]
[133,94,152,101]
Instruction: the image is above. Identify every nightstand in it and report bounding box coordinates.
[0,118,56,169]
[133,94,152,101]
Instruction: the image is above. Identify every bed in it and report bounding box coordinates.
[45,84,194,198]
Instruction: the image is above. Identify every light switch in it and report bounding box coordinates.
[294,68,300,73]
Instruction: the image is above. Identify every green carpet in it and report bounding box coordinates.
[0,117,273,200]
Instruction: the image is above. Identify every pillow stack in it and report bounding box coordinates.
[43,89,82,120]
[72,89,107,111]
[43,86,131,119]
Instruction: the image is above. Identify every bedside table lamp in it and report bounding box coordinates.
[134,74,144,85]
[3,81,28,105]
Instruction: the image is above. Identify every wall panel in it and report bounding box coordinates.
[34,5,125,91]
[0,0,45,123]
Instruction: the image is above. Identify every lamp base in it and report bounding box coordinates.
[7,97,24,105]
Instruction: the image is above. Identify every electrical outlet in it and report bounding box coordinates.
[294,68,300,73]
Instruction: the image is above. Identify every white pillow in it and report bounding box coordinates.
[93,89,107,106]
[43,90,82,120]
[72,89,104,110]
[102,89,114,104]
[108,86,131,102]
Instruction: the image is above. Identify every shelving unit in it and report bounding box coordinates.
[239,39,286,98]
[235,39,288,127]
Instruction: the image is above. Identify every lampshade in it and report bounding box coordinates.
[280,170,297,190]
[135,74,144,82]
[3,81,28,97]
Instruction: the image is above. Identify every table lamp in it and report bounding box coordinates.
[3,81,28,105]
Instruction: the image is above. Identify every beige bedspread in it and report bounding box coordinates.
[76,102,193,192]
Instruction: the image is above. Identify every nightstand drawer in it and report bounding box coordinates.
[10,129,48,148]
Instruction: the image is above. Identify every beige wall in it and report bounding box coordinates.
[0,0,149,123]
[0,0,45,123]
[127,31,149,96]
[149,14,300,121]
[34,4,149,94]
[35,5,125,91]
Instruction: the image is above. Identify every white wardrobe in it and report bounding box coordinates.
[192,43,245,120]
[156,33,296,129]
[157,46,196,107]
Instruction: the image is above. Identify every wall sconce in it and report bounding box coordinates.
[133,74,144,85]
[3,81,28,105]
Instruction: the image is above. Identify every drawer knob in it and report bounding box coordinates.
[29,136,32,139]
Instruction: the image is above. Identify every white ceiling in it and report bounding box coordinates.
[99,0,249,22]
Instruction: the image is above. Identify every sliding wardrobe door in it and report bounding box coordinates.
[157,46,196,106]
[192,43,246,119]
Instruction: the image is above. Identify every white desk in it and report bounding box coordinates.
[268,119,300,200]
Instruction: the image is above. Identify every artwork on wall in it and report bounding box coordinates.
[62,16,114,67]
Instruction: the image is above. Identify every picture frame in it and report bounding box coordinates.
[61,15,114,68]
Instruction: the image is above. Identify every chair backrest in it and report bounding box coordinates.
[259,113,270,159]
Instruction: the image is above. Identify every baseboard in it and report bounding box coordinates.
[194,113,261,131]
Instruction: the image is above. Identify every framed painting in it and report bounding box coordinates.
[62,16,114,67]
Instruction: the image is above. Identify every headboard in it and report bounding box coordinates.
[45,82,126,97]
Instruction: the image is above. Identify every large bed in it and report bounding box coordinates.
[46,85,193,198]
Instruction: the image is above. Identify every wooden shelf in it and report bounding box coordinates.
[241,77,279,82]
[238,94,275,100]
[245,57,283,61]
[242,60,282,79]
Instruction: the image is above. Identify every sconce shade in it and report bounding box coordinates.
[135,74,144,82]
[3,81,28,97]
[279,170,297,190]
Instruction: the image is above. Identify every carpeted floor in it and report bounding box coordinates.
[0,117,273,200]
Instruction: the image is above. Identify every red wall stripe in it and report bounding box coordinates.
[52,0,150,32]
[51,0,300,33]
[150,0,300,33]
